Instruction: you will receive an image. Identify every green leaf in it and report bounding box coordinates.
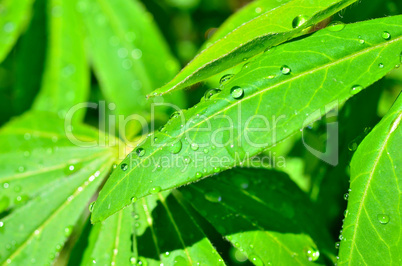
[180,168,335,265]
[202,0,291,49]
[0,0,35,63]
[91,15,402,223]
[0,112,118,264]
[338,94,402,264]
[13,0,47,115]
[78,0,183,117]
[132,192,225,265]
[81,206,134,265]
[32,0,90,121]
[148,0,358,97]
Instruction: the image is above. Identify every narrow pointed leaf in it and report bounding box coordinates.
[338,94,402,264]
[78,0,183,117]
[180,168,335,265]
[32,0,89,121]
[132,192,225,265]
[148,0,358,97]
[0,0,34,63]
[92,16,402,223]
[81,206,134,265]
[202,0,291,49]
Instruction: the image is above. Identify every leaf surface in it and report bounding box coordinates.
[32,0,89,121]
[81,206,134,265]
[132,192,225,265]
[78,0,183,117]
[180,168,335,265]
[338,94,402,264]
[0,112,118,265]
[0,0,34,62]
[148,0,358,97]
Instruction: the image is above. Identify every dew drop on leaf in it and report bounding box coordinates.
[204,88,221,100]
[377,214,390,224]
[169,140,182,154]
[378,63,384,68]
[219,74,234,85]
[230,86,244,99]
[195,172,202,178]
[136,148,145,157]
[205,191,222,202]
[121,163,128,171]
[149,186,161,194]
[131,197,137,203]
[130,257,137,265]
[173,255,188,265]
[280,65,291,75]
[381,31,391,40]
[64,226,73,237]
[89,201,96,212]
[190,143,199,151]
[249,254,264,266]
[292,15,308,28]
[306,247,320,262]
[335,242,340,249]
[343,193,349,200]
[350,85,363,95]
[327,21,345,32]
[213,167,221,173]
[348,141,358,151]
[0,221,4,228]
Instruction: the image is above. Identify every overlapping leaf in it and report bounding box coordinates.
[92,16,402,222]
[132,192,225,265]
[0,0,34,62]
[81,206,134,265]
[148,0,358,97]
[0,112,118,265]
[180,168,336,265]
[32,0,89,121]
[338,94,402,264]
[78,0,184,118]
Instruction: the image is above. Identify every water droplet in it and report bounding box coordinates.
[292,15,308,28]
[203,148,209,154]
[3,22,15,33]
[350,85,363,95]
[348,141,358,151]
[136,148,145,157]
[169,140,182,154]
[149,187,161,194]
[343,193,349,200]
[173,256,188,265]
[0,221,4,227]
[378,63,384,68]
[382,31,391,40]
[121,163,128,171]
[190,143,199,151]
[281,65,291,75]
[130,257,137,264]
[249,254,263,266]
[131,197,137,203]
[64,226,73,237]
[170,111,180,119]
[358,36,365,44]
[306,247,320,262]
[205,191,221,202]
[377,214,390,224]
[3,183,9,189]
[230,86,244,99]
[183,156,191,164]
[204,88,221,100]
[327,21,345,32]
[335,242,340,249]
[219,74,234,85]
[233,175,249,189]
[213,167,221,173]
[89,202,95,212]
[195,172,202,178]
